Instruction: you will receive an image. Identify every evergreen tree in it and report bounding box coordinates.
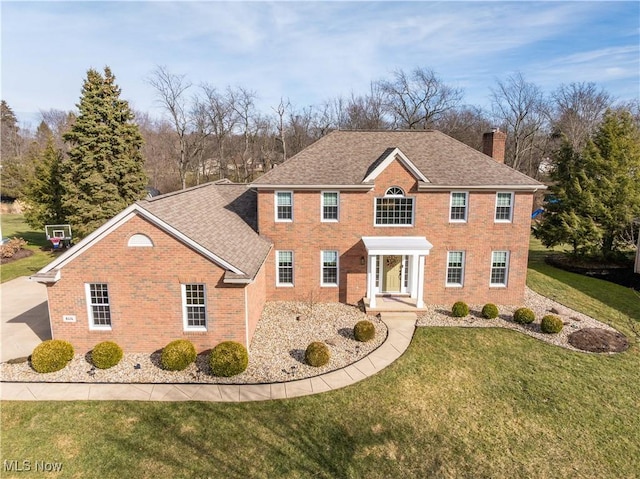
[61,67,147,238]
[535,110,640,257]
[23,136,65,230]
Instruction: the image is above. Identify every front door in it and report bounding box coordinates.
[383,255,403,293]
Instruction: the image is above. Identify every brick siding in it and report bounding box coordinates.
[258,159,533,306]
[47,215,263,354]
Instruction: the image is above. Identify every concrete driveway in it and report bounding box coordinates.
[1,276,51,362]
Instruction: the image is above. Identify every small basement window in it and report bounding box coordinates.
[128,234,154,247]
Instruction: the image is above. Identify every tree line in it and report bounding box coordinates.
[1,65,638,256]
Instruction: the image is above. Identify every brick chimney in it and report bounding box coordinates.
[482,128,506,163]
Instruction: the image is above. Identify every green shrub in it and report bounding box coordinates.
[451,301,469,318]
[161,339,196,371]
[513,307,535,324]
[481,303,499,319]
[305,342,330,367]
[30,340,74,373]
[541,314,564,334]
[209,341,249,377]
[91,341,123,369]
[354,320,376,342]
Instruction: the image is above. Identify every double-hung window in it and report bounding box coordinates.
[495,192,513,222]
[321,250,339,286]
[182,284,207,330]
[450,192,468,222]
[490,251,509,286]
[86,283,111,329]
[276,250,294,286]
[321,191,339,222]
[375,187,414,226]
[446,251,465,286]
[275,191,293,222]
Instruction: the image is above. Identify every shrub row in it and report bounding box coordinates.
[449,303,564,334]
[450,301,499,319]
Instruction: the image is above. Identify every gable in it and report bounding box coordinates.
[362,147,429,183]
[31,204,246,283]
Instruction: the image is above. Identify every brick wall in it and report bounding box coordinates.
[258,159,533,306]
[47,214,254,354]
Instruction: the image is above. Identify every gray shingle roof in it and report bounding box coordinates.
[252,130,544,187]
[139,183,271,280]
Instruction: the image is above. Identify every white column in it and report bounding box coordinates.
[416,255,425,308]
[410,254,419,299]
[368,255,377,309]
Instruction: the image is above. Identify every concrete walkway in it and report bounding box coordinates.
[0,313,416,402]
[0,276,50,362]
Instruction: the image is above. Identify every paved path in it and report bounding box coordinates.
[0,313,416,402]
[0,276,50,362]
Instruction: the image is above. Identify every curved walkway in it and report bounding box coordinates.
[0,314,416,402]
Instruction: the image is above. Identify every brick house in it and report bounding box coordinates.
[32,129,545,353]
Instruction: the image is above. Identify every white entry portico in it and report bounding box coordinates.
[362,236,433,309]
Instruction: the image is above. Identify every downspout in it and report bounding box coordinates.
[244,287,250,351]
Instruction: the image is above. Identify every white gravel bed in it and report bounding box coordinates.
[0,302,387,384]
[417,287,620,352]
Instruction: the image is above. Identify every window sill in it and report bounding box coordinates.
[184,328,208,333]
[321,284,338,288]
[445,284,464,288]
[276,283,294,288]
[321,219,339,223]
[374,224,414,228]
[90,326,112,332]
[489,284,507,288]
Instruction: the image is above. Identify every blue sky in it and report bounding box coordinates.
[2,1,639,128]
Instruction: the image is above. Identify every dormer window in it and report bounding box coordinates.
[375,186,414,226]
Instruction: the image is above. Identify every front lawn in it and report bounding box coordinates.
[1,237,639,478]
[1,214,56,283]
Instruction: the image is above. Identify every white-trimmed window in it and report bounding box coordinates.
[276,250,294,286]
[275,191,293,222]
[490,251,509,286]
[495,192,514,222]
[450,192,468,222]
[321,250,339,286]
[375,187,414,226]
[321,191,339,222]
[182,284,207,330]
[446,251,465,286]
[86,283,111,330]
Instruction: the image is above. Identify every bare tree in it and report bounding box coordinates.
[272,97,291,164]
[490,72,550,177]
[435,106,492,150]
[136,111,181,193]
[550,82,613,151]
[147,66,207,189]
[199,84,237,180]
[377,67,464,129]
[229,86,258,181]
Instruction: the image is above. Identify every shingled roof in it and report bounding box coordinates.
[252,130,544,188]
[139,183,271,281]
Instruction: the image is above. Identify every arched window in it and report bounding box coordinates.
[375,187,414,226]
[127,233,154,247]
[385,186,405,196]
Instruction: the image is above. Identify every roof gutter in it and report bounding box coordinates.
[418,184,547,192]
[250,184,374,191]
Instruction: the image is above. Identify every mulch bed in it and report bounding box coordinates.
[567,328,630,353]
[0,248,34,264]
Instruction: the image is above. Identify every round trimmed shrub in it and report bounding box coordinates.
[31,340,74,373]
[354,320,376,342]
[91,341,123,369]
[305,341,330,367]
[481,303,499,319]
[541,314,564,334]
[513,307,535,324]
[161,339,196,371]
[451,301,469,318]
[209,341,248,377]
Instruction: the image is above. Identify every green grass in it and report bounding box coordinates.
[1,214,56,283]
[528,237,640,338]
[1,234,639,478]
